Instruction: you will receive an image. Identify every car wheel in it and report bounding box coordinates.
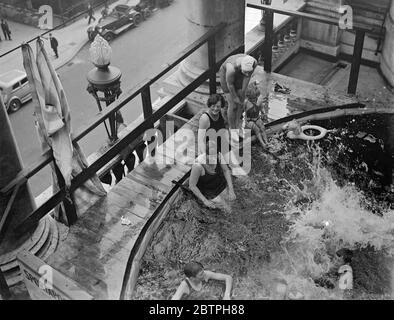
[134,14,141,26]
[8,99,22,113]
[104,33,114,42]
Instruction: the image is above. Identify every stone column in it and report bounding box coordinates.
[176,0,246,90]
[0,96,36,240]
[301,0,345,57]
[380,0,394,87]
[0,96,38,283]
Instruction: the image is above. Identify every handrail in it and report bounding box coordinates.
[1,22,226,196]
[11,22,226,236]
[247,3,374,32]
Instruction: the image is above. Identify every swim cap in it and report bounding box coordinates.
[241,55,256,73]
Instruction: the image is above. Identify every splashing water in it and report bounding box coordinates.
[135,115,394,300]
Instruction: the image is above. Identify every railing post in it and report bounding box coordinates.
[263,10,274,72]
[208,36,217,94]
[348,30,365,95]
[141,85,154,156]
[53,160,78,225]
[141,85,153,127]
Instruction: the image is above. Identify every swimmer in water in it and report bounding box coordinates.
[171,261,233,300]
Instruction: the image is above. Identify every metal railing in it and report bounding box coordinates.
[0,22,226,241]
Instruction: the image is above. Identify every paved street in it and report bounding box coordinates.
[7,0,190,196]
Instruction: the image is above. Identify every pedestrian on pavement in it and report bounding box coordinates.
[1,19,12,40]
[100,2,109,21]
[49,33,59,58]
[219,54,257,132]
[87,2,96,25]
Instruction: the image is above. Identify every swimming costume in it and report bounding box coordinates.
[196,156,227,200]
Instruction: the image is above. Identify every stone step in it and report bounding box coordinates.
[0,218,47,267]
[0,216,60,287]
[37,217,60,261]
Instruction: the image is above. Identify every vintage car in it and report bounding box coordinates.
[87,4,143,42]
[0,70,31,113]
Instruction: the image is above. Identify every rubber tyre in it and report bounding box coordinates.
[8,99,21,113]
[287,125,327,141]
[134,14,141,26]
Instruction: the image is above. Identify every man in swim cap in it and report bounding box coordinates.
[219,54,257,132]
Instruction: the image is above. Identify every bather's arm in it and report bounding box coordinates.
[171,280,190,300]
[204,270,233,300]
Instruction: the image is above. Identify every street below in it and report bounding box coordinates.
[8,1,190,197]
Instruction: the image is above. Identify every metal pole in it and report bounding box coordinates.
[348,30,365,95]
[141,86,153,122]
[264,10,274,73]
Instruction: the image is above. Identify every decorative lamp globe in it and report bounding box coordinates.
[89,34,112,68]
[86,34,121,89]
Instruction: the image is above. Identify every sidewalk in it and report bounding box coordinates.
[0,0,265,75]
[0,0,138,74]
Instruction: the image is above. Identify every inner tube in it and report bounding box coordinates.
[287,125,327,141]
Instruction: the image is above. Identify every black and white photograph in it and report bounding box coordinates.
[0,0,393,310]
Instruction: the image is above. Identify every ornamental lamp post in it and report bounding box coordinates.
[86,35,122,144]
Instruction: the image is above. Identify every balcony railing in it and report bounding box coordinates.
[0,22,227,242]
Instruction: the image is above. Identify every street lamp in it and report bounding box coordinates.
[86,34,122,143]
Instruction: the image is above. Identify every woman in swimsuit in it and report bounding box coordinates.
[189,141,236,210]
[198,93,228,155]
[171,261,233,300]
[218,54,257,131]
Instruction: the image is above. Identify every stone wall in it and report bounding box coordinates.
[0,2,41,27]
[301,0,391,63]
[0,2,64,28]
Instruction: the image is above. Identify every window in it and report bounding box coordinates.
[21,77,28,85]
[12,82,20,90]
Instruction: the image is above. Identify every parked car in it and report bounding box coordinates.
[87,4,143,42]
[0,70,31,113]
[133,1,153,20]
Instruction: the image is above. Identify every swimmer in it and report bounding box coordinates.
[171,261,233,300]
